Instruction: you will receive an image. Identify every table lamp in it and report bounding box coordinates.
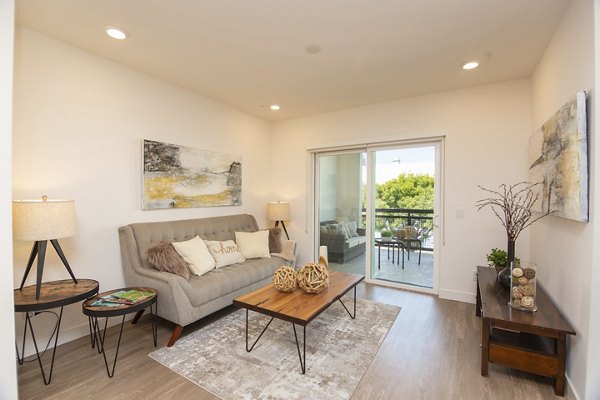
[267,201,291,239]
[13,196,78,299]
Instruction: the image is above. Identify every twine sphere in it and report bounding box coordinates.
[272,266,297,292]
[297,263,329,294]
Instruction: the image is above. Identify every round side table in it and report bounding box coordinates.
[82,287,157,377]
[14,279,99,385]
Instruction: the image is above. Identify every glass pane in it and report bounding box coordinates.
[370,146,435,288]
[318,152,366,276]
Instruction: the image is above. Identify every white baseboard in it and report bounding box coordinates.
[565,373,581,400]
[438,288,476,304]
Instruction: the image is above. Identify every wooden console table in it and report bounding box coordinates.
[476,266,575,396]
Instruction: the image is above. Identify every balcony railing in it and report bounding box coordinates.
[361,207,434,250]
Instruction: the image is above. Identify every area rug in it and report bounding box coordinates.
[149,297,400,400]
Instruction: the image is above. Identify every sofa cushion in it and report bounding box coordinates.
[347,236,367,248]
[205,240,245,268]
[182,257,285,307]
[235,231,271,259]
[172,236,215,276]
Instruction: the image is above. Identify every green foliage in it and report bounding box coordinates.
[370,174,435,239]
[376,173,434,210]
[380,230,393,237]
[486,248,507,268]
[486,248,520,269]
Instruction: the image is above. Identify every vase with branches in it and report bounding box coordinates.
[476,182,552,288]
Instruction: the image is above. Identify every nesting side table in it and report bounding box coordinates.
[14,279,99,385]
[82,287,157,377]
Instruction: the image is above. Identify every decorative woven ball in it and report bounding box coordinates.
[272,266,297,292]
[512,267,523,278]
[523,267,536,280]
[297,263,329,294]
[512,288,523,300]
[517,276,529,286]
[518,283,535,296]
[521,296,535,308]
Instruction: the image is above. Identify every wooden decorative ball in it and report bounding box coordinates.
[272,266,297,292]
[297,263,329,294]
[523,267,536,279]
[517,276,529,285]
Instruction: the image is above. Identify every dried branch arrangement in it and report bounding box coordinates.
[476,182,552,241]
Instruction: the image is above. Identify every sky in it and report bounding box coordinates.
[362,146,435,184]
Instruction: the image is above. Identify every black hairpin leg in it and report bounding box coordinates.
[338,286,358,319]
[92,315,126,378]
[245,309,274,352]
[88,316,102,353]
[292,324,306,374]
[17,307,64,385]
[150,302,158,347]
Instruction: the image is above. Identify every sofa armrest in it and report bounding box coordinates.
[319,232,346,253]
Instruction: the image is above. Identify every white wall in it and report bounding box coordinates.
[271,78,533,303]
[531,0,595,398]
[318,153,362,223]
[1,1,18,398]
[12,28,274,352]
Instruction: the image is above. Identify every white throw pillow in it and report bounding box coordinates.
[172,236,215,276]
[346,221,360,237]
[205,240,246,268]
[235,231,271,259]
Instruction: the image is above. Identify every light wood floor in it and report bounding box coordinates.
[17,283,575,400]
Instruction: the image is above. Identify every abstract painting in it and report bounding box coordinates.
[143,139,241,209]
[528,91,588,222]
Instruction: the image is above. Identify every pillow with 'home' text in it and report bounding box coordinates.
[205,240,246,268]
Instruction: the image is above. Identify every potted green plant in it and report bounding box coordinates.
[486,248,520,275]
[380,230,393,241]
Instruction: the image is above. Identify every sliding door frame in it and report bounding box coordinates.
[309,136,445,295]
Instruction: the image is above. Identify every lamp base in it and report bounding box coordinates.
[19,239,77,299]
[274,220,290,240]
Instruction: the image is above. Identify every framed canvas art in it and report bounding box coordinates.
[528,91,588,222]
[142,139,242,209]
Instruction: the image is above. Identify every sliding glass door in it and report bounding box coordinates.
[314,140,441,293]
[368,144,438,289]
[316,151,367,276]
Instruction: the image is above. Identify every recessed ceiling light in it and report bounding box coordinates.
[105,26,128,40]
[462,61,479,70]
[270,105,281,111]
[305,44,322,55]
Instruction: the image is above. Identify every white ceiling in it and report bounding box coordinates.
[16,0,570,121]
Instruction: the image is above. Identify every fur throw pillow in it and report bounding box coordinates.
[268,227,282,253]
[147,241,191,280]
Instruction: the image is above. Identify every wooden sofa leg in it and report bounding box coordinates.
[131,310,145,324]
[167,325,184,347]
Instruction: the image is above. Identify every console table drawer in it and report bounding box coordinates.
[489,321,558,377]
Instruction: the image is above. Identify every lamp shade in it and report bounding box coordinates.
[267,201,291,221]
[13,198,77,241]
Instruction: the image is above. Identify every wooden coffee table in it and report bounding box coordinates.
[233,270,364,374]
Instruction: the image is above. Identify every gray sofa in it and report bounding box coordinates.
[319,220,366,264]
[118,214,288,346]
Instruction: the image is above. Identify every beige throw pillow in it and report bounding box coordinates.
[205,240,246,268]
[271,240,296,262]
[235,231,271,259]
[172,236,216,276]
